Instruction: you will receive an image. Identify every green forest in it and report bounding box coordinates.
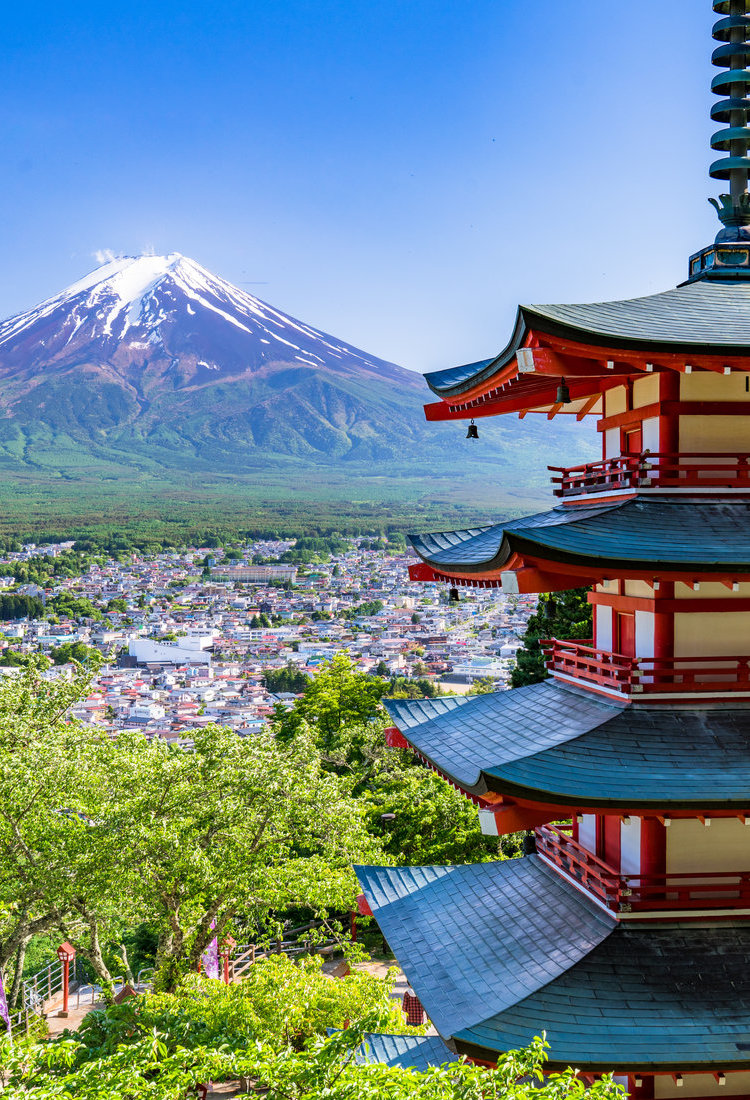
[0,649,618,1099]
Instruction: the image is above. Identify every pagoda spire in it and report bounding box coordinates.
[710,0,750,214]
[689,1,750,276]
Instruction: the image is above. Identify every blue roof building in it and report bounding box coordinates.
[357,4,750,1096]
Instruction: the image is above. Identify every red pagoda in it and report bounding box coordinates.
[356,2,750,1095]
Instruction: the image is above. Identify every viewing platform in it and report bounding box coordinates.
[550,452,750,498]
[541,637,750,701]
[536,823,750,917]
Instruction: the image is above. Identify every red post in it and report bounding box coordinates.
[56,942,76,1018]
[218,935,235,985]
[350,911,357,942]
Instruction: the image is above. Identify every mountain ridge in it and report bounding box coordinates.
[0,253,596,514]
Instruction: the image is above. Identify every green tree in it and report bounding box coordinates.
[365,769,507,864]
[263,661,310,694]
[50,640,101,665]
[0,593,44,620]
[510,589,592,688]
[0,666,377,995]
[1,971,624,1099]
[273,653,386,757]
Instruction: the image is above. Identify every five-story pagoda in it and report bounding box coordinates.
[356,2,750,1096]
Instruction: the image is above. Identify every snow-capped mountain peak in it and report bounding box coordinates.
[0,253,411,396]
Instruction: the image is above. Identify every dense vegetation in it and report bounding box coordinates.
[510,589,592,688]
[1,954,624,1099]
[0,656,504,1009]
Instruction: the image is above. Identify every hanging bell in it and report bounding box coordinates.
[466,419,479,439]
[555,377,571,405]
[449,587,460,602]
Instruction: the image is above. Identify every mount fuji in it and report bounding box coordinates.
[0,253,593,516]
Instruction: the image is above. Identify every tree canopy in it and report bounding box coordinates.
[1,960,625,1099]
[0,665,376,999]
[510,589,592,688]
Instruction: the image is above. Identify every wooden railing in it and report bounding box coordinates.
[536,824,750,913]
[541,638,750,697]
[549,451,750,496]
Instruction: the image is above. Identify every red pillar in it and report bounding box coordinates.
[62,957,69,1014]
[56,942,76,1018]
[640,818,666,879]
[658,372,680,454]
[653,581,675,662]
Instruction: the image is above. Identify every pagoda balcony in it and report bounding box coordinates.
[541,637,750,700]
[536,824,750,916]
[549,451,750,498]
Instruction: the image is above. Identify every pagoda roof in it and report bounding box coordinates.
[356,856,750,1071]
[409,497,750,577]
[426,280,750,399]
[384,680,750,808]
[352,1033,458,1070]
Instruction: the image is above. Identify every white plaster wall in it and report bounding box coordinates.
[595,604,612,651]
[624,580,653,598]
[666,818,750,873]
[620,817,641,875]
[642,415,660,452]
[605,387,627,416]
[655,1070,750,1096]
[604,427,620,459]
[634,610,654,658]
[675,581,750,599]
[477,809,499,837]
[578,814,596,855]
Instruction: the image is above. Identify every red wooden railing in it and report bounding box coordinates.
[536,824,750,913]
[549,451,750,496]
[541,638,750,696]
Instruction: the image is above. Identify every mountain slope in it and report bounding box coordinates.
[0,254,595,511]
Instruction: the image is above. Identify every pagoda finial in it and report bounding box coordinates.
[687,1,750,279]
[710,0,750,237]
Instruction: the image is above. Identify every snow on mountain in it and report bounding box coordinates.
[0,253,403,383]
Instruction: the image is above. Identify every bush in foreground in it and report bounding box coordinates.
[1,955,624,1100]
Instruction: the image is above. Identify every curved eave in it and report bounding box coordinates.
[385,684,750,810]
[396,724,750,812]
[424,282,750,400]
[408,499,750,579]
[355,859,750,1072]
[424,307,527,399]
[454,925,750,1072]
[408,525,750,578]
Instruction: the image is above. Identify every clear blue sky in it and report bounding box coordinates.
[0,0,717,372]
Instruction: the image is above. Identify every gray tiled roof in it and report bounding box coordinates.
[384,681,615,790]
[355,1033,459,1069]
[425,281,750,397]
[409,498,750,574]
[458,926,750,1070]
[386,681,750,808]
[354,857,615,1038]
[496,704,750,807]
[357,857,750,1070]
